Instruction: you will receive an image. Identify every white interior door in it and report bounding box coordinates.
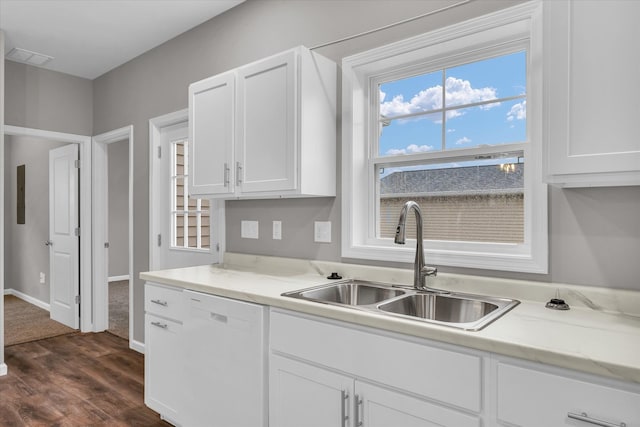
[48,144,80,329]
[154,121,217,269]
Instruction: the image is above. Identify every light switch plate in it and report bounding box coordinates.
[241,220,259,239]
[273,221,282,240]
[314,221,331,243]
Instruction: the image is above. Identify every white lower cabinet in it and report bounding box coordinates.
[144,283,184,426]
[270,355,479,427]
[270,309,483,426]
[496,359,640,427]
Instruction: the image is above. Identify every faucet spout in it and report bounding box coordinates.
[394,201,438,291]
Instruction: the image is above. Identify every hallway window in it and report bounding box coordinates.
[171,140,210,249]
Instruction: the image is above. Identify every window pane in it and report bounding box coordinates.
[378,158,524,243]
[379,70,442,119]
[445,51,526,107]
[444,100,526,150]
[379,114,441,156]
[175,177,185,211]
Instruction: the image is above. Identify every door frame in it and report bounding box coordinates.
[92,126,134,347]
[148,109,225,271]
[3,125,93,332]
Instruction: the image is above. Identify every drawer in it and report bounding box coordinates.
[497,361,640,427]
[145,282,183,320]
[270,310,482,412]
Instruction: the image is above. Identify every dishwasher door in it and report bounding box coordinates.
[181,290,268,427]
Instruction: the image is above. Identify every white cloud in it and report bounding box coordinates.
[380,77,498,120]
[456,136,471,145]
[507,100,526,121]
[447,128,456,133]
[386,144,434,156]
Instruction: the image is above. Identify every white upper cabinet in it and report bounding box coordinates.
[189,71,235,196]
[188,46,337,199]
[543,0,640,187]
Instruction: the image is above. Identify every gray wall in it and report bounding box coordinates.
[4,60,92,135]
[108,139,129,278]
[1,28,6,367]
[5,0,635,346]
[93,0,521,344]
[4,135,69,303]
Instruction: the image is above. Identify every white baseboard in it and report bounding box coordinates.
[4,289,50,311]
[130,338,145,354]
[0,363,7,376]
[109,275,130,282]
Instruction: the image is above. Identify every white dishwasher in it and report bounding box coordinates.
[181,290,268,427]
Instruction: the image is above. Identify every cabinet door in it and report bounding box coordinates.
[356,382,481,427]
[188,71,235,195]
[144,314,182,425]
[181,291,267,427]
[497,362,640,427]
[544,0,640,186]
[236,50,297,194]
[270,355,352,427]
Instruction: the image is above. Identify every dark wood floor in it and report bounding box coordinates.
[0,332,171,426]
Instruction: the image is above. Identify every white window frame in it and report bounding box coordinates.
[341,1,547,274]
[170,138,210,252]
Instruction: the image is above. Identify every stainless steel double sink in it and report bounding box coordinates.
[282,279,519,331]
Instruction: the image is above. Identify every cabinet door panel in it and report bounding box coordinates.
[357,382,480,427]
[497,362,640,427]
[544,0,640,185]
[144,314,182,424]
[237,50,296,193]
[189,71,234,195]
[270,355,352,427]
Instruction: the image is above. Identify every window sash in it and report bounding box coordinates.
[341,1,547,274]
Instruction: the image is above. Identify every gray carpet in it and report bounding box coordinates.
[108,280,129,340]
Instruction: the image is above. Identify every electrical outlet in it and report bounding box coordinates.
[273,221,282,240]
[241,220,259,239]
[39,272,46,284]
[314,221,332,243]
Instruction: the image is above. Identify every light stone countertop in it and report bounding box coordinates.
[140,253,640,385]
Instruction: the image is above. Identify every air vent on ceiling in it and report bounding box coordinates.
[6,47,54,66]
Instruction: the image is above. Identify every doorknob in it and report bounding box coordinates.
[45,240,53,246]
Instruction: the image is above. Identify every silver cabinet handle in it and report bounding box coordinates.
[355,394,363,427]
[224,162,230,187]
[150,299,168,306]
[341,390,349,427]
[568,412,627,427]
[236,161,243,185]
[151,321,168,329]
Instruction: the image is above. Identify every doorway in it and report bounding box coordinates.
[92,126,134,348]
[149,110,222,271]
[2,126,92,337]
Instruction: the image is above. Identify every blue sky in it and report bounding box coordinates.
[378,51,527,157]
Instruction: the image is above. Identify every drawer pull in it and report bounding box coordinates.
[151,321,168,329]
[568,412,626,427]
[340,390,349,427]
[151,299,168,306]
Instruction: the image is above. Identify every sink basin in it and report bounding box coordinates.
[282,280,519,331]
[377,293,516,330]
[283,280,406,306]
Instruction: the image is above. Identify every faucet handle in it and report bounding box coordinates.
[422,266,437,277]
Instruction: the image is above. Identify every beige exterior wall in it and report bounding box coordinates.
[380,194,524,243]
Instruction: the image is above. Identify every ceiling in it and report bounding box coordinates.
[0,0,244,80]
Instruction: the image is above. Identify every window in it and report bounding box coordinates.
[171,139,210,250]
[342,2,547,273]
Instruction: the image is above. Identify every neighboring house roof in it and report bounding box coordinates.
[380,163,523,197]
